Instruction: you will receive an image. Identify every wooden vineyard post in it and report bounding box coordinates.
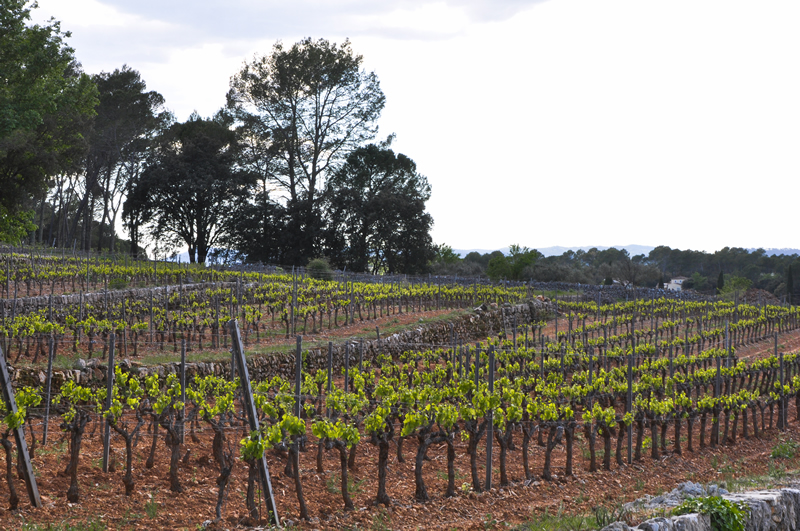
[777,333,786,430]
[327,342,333,418]
[229,320,280,527]
[230,336,237,382]
[484,346,495,491]
[344,343,350,392]
[295,336,302,417]
[512,316,517,352]
[102,333,115,473]
[471,343,478,385]
[0,344,42,507]
[43,336,54,445]
[449,323,455,367]
[180,339,186,444]
[627,354,633,465]
[587,347,594,409]
[359,339,364,373]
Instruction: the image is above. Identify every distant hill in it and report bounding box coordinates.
[748,248,800,257]
[454,244,655,258]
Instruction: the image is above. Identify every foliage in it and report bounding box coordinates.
[770,438,799,459]
[673,496,747,531]
[683,272,708,292]
[81,65,169,254]
[0,0,98,221]
[125,113,255,263]
[227,37,385,266]
[0,206,36,244]
[593,504,632,528]
[306,257,332,280]
[323,142,434,274]
[718,276,752,296]
[514,503,597,531]
[487,244,543,281]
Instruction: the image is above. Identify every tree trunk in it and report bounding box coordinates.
[66,412,89,503]
[445,438,456,497]
[337,443,354,509]
[376,438,390,506]
[291,439,308,520]
[584,423,597,473]
[146,417,158,469]
[1,437,18,510]
[414,435,433,502]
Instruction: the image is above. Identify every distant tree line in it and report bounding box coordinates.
[430,244,799,302]
[1,3,434,274]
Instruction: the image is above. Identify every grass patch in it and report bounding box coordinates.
[37,440,68,458]
[144,491,159,519]
[326,472,365,495]
[513,503,597,531]
[593,504,632,528]
[436,469,465,482]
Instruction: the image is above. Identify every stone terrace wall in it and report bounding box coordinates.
[602,488,800,531]
[9,300,554,392]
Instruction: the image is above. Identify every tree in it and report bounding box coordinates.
[718,275,751,296]
[227,37,386,265]
[787,264,795,305]
[0,1,98,239]
[613,253,660,287]
[683,272,708,292]
[717,271,725,293]
[322,142,434,274]
[64,66,169,253]
[220,190,289,264]
[124,113,255,263]
[432,244,461,266]
[487,245,543,281]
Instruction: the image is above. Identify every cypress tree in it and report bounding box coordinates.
[788,264,794,305]
[717,271,725,293]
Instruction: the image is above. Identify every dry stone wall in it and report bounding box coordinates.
[8,300,554,391]
[602,487,800,531]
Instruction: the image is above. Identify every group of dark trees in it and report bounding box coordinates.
[431,244,799,301]
[1,3,434,274]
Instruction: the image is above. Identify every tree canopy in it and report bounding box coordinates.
[322,141,434,274]
[124,113,255,263]
[227,37,386,265]
[0,0,97,242]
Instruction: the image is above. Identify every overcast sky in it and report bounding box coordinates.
[33,0,800,254]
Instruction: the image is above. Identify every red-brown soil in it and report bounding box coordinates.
[2,313,800,530]
[1,389,799,530]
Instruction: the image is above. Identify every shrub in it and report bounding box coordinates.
[108,278,128,290]
[672,496,747,531]
[307,257,332,280]
[771,439,799,459]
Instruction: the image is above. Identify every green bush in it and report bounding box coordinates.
[108,277,128,290]
[307,257,332,280]
[672,496,747,531]
[770,439,798,459]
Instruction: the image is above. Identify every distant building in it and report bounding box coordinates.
[666,276,689,291]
